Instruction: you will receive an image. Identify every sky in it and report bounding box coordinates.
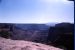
[0,0,74,23]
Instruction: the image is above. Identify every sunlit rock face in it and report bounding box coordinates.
[0,37,63,50]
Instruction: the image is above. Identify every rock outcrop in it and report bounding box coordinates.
[47,23,74,50]
[0,37,63,50]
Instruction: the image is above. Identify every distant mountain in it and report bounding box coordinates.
[0,23,49,42]
[15,24,50,30]
[45,23,58,26]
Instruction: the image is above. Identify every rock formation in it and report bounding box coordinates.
[0,37,63,50]
[47,23,74,50]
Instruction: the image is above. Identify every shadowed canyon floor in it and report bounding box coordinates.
[0,37,63,50]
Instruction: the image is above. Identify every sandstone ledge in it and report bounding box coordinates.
[0,37,63,50]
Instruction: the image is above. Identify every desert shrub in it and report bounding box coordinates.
[0,31,10,38]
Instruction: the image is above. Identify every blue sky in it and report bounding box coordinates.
[0,0,74,23]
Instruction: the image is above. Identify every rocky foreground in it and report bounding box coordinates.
[0,37,63,50]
